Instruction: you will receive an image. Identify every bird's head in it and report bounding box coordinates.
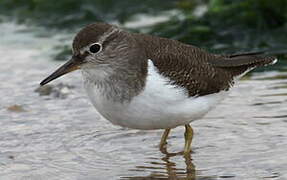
[40,23,139,86]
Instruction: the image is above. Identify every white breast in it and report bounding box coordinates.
[83,60,228,130]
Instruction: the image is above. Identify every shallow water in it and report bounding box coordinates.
[1,22,287,180]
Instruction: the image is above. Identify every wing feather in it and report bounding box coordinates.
[135,34,277,97]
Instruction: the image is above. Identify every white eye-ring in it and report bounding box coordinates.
[88,43,102,54]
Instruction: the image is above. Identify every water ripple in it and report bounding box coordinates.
[1,22,287,180]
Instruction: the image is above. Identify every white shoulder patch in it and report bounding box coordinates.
[142,59,189,101]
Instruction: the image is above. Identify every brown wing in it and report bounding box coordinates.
[135,34,276,97]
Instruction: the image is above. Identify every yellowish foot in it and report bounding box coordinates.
[183,124,194,155]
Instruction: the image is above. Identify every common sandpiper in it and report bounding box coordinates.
[40,22,277,155]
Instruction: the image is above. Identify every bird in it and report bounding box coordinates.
[40,22,277,155]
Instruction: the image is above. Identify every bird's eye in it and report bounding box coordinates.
[89,43,102,54]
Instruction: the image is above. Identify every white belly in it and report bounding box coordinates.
[83,60,228,130]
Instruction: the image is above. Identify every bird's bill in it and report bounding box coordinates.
[40,57,82,86]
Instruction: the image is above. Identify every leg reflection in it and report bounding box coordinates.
[161,146,196,179]
[125,147,196,179]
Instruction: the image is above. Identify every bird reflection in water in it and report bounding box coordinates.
[123,147,196,180]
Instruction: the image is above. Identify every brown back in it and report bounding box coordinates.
[134,33,276,97]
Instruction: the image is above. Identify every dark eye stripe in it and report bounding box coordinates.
[73,51,89,62]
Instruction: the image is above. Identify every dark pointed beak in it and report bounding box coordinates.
[40,56,83,86]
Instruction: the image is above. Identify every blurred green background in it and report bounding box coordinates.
[1,0,286,68]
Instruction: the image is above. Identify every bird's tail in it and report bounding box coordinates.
[209,52,277,68]
[208,52,277,79]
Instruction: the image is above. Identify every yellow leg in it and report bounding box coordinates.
[159,128,171,150]
[183,124,194,154]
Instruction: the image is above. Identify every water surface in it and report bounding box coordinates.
[1,22,287,180]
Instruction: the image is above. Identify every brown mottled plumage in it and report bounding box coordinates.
[134,34,275,96]
[70,23,276,98]
[40,22,277,154]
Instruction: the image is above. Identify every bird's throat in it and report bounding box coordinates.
[82,67,145,103]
